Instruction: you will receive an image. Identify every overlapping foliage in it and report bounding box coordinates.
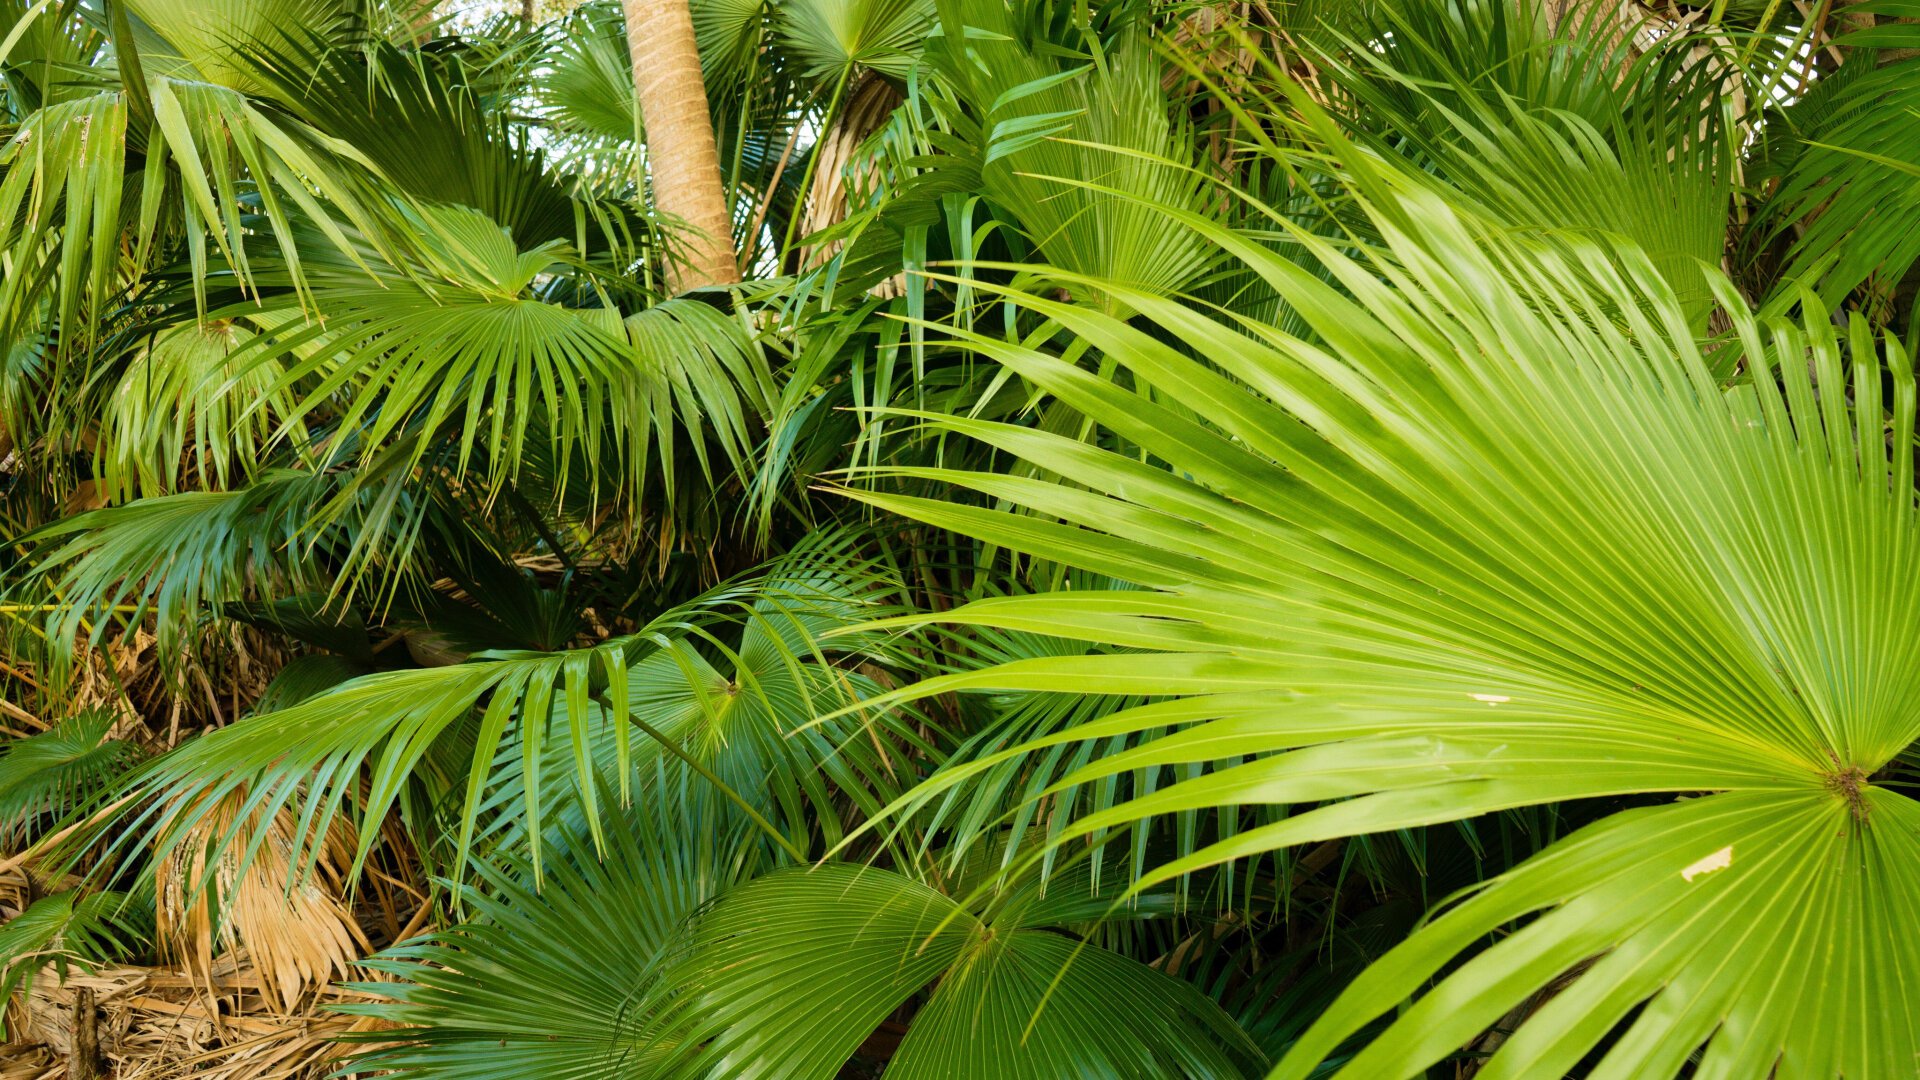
[3,0,1919,1076]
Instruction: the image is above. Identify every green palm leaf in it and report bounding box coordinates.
[338,790,768,1079]
[777,0,934,80]
[461,559,934,861]
[639,863,1263,1079]
[98,317,305,500]
[849,157,1920,1075]
[0,0,99,116]
[1752,4,1920,312]
[0,888,149,1036]
[1294,0,1735,320]
[122,0,361,95]
[216,204,771,512]
[20,469,333,660]
[539,1,649,146]
[0,70,391,344]
[0,710,138,848]
[921,0,1217,304]
[99,546,913,914]
[244,35,636,258]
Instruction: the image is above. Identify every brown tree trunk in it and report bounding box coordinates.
[68,987,101,1080]
[798,72,903,273]
[622,0,741,290]
[407,0,438,43]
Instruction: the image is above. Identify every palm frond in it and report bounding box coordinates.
[0,71,393,344]
[777,0,934,80]
[849,150,1920,1075]
[1751,5,1920,313]
[922,0,1218,305]
[337,787,768,1078]
[97,317,306,500]
[246,35,639,259]
[123,0,362,95]
[220,207,770,515]
[1309,0,1735,316]
[0,710,138,848]
[102,542,915,919]
[20,470,333,662]
[0,889,149,1036]
[638,863,1264,1079]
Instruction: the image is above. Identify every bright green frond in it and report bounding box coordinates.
[1276,789,1920,1079]
[338,791,767,1079]
[22,470,333,662]
[124,0,362,94]
[859,161,1920,1074]
[777,0,935,80]
[924,0,1217,305]
[0,888,149,1036]
[1753,6,1920,311]
[98,317,304,500]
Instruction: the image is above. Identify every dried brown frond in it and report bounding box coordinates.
[19,962,384,1080]
[154,795,367,1015]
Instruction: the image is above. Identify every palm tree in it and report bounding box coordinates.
[622,0,741,288]
[2,0,1919,1076]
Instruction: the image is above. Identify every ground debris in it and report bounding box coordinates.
[3,955,397,1079]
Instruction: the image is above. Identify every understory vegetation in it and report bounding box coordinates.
[2,0,1919,1075]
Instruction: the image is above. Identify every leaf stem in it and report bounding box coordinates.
[780,66,854,263]
[618,703,810,864]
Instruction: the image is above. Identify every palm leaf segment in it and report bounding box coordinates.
[0,0,395,341]
[102,549,922,909]
[1753,0,1920,309]
[637,864,1262,1079]
[347,827,1257,1080]
[337,792,768,1079]
[1313,0,1734,321]
[856,165,1920,1076]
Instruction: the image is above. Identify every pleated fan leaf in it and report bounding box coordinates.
[850,163,1920,1077]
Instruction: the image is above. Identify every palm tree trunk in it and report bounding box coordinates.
[622,0,741,290]
[798,72,903,283]
[408,0,438,43]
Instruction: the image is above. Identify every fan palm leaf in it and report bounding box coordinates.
[0,709,138,848]
[0,68,391,344]
[212,203,771,511]
[777,0,935,80]
[1751,3,1920,312]
[338,788,770,1078]
[0,889,150,1035]
[636,863,1264,1079]
[98,316,306,500]
[459,558,934,862]
[1304,0,1736,318]
[921,0,1217,305]
[846,153,1920,1075]
[121,0,363,96]
[243,35,639,259]
[19,469,335,660]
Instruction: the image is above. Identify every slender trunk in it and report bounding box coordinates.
[68,987,101,1080]
[798,72,904,281]
[622,0,741,290]
[408,0,438,43]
